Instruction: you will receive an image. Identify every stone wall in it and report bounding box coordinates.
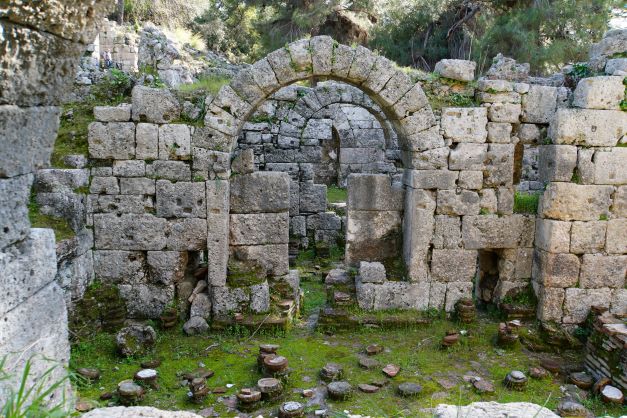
[0,0,112,407]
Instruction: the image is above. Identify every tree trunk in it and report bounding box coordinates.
[116,0,124,25]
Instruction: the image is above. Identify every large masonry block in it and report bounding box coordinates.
[573,76,625,110]
[207,180,229,286]
[431,249,477,282]
[440,107,487,143]
[403,169,458,190]
[346,210,402,265]
[229,244,289,277]
[484,144,515,187]
[166,218,207,250]
[537,145,577,183]
[300,183,327,213]
[593,148,627,185]
[146,251,188,285]
[448,143,488,170]
[549,108,627,147]
[433,215,462,249]
[230,172,290,214]
[135,123,158,160]
[606,219,627,254]
[539,183,613,221]
[159,124,191,160]
[93,250,146,284]
[0,174,32,249]
[434,59,476,81]
[88,122,135,159]
[403,189,435,281]
[347,174,404,211]
[230,213,289,245]
[534,218,571,253]
[462,215,535,249]
[570,221,606,254]
[562,288,611,324]
[436,190,480,216]
[536,285,565,322]
[521,85,557,123]
[532,250,580,288]
[156,180,206,218]
[131,85,181,123]
[94,104,131,122]
[579,254,626,289]
[94,214,167,250]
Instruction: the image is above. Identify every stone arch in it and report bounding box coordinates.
[202,36,436,158]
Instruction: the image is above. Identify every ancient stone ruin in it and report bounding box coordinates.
[1,2,626,416]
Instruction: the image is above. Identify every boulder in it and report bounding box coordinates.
[434,59,476,81]
[116,324,157,357]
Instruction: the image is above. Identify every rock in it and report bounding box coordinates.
[496,322,519,348]
[134,368,158,388]
[116,324,157,357]
[366,344,384,356]
[117,380,144,405]
[131,86,181,124]
[327,381,353,400]
[141,359,161,369]
[568,372,593,390]
[183,316,209,335]
[555,399,592,418]
[485,53,530,81]
[433,402,559,418]
[397,382,422,397]
[325,269,350,285]
[600,385,623,404]
[540,358,561,374]
[359,261,386,284]
[83,407,203,418]
[592,377,611,395]
[188,377,210,403]
[75,400,95,412]
[77,367,100,381]
[279,401,304,418]
[320,363,344,382]
[573,76,625,110]
[528,367,549,379]
[358,383,380,393]
[434,59,476,82]
[382,364,400,378]
[183,368,214,381]
[503,370,527,391]
[257,377,283,400]
[358,357,380,370]
[472,378,495,394]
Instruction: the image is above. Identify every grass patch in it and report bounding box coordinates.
[70,316,624,417]
[327,185,347,203]
[177,75,232,95]
[513,192,540,214]
[28,193,74,241]
[51,102,95,168]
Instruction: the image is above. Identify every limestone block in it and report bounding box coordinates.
[192,148,230,180]
[89,176,119,195]
[0,106,59,177]
[155,180,206,218]
[299,183,327,213]
[230,213,289,245]
[521,85,557,124]
[462,215,535,249]
[606,219,627,254]
[94,104,132,122]
[539,183,612,221]
[230,172,289,214]
[487,122,513,143]
[433,215,462,249]
[402,147,449,170]
[434,59,476,81]
[403,126,445,151]
[34,169,88,193]
[479,189,497,214]
[204,103,239,136]
[339,148,384,164]
[191,126,232,152]
[444,281,474,312]
[359,261,386,284]
[147,161,191,181]
[573,76,625,110]
[302,118,332,139]
[477,79,513,92]
[497,188,514,214]
[287,38,313,76]
[431,249,477,282]
[535,285,564,322]
[347,174,404,211]
[562,288,611,324]
[441,107,487,143]
[158,124,191,161]
[448,143,488,171]
[211,285,247,315]
[392,83,430,119]
[574,147,595,184]
[379,71,414,107]
[88,122,135,160]
[612,186,627,217]
[403,189,436,281]
[207,180,229,287]
[291,216,306,237]
[310,36,334,75]
[88,194,153,214]
[166,218,207,251]
[212,85,252,120]
[579,254,626,289]
[534,219,572,253]
[94,214,167,250]
[190,293,212,320]
[484,144,514,187]
[307,212,342,231]
[135,123,159,160]
[363,56,397,93]
[537,145,577,183]
[251,58,280,94]
[610,289,626,316]
[356,280,430,310]
[118,283,174,319]
[93,250,145,284]
[231,149,255,175]
[331,44,355,79]
[570,221,606,254]
[605,57,627,75]
[348,45,377,83]
[0,229,56,316]
[436,190,480,216]
[399,107,436,136]
[514,248,533,279]
[230,244,289,277]
[593,148,627,185]
[458,171,483,190]
[403,169,458,190]
[488,103,521,123]
[266,47,298,85]
[532,250,580,288]
[91,167,112,177]
[549,108,627,147]
[428,282,447,310]
[477,91,521,104]
[346,210,402,265]
[112,160,145,177]
[119,177,155,195]
[517,124,541,144]
[131,86,181,123]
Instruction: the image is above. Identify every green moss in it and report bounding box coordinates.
[71,316,624,417]
[52,102,95,168]
[599,214,609,221]
[327,185,347,203]
[177,75,232,95]
[28,192,75,241]
[513,192,540,214]
[226,261,266,288]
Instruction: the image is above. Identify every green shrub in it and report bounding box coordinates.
[513,191,540,214]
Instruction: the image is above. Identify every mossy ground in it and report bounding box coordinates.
[327,186,348,204]
[70,304,623,417]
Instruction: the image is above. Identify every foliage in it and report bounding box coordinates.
[0,357,69,418]
[91,69,133,103]
[513,191,540,214]
[327,185,348,203]
[177,74,231,95]
[121,0,210,27]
